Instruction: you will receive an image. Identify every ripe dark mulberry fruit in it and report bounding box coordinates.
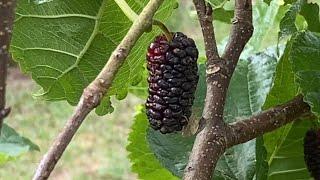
[304,128,320,179]
[146,32,199,134]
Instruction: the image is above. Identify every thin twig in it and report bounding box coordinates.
[33,0,165,179]
[184,0,253,179]
[0,0,16,133]
[153,19,173,41]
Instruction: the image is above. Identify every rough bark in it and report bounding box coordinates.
[33,0,165,179]
[227,95,310,147]
[184,0,253,179]
[0,0,16,133]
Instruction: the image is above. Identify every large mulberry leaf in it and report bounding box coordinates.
[291,31,320,118]
[262,32,319,180]
[11,0,177,114]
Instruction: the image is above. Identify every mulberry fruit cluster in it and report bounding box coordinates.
[145,32,199,134]
[304,128,320,179]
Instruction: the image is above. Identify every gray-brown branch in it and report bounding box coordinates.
[184,1,226,179]
[0,0,16,133]
[184,0,253,179]
[227,95,311,147]
[222,0,253,72]
[32,0,164,179]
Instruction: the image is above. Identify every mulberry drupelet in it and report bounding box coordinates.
[145,32,199,134]
[304,128,320,179]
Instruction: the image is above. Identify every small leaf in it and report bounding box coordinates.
[206,0,229,8]
[95,96,114,116]
[213,8,234,23]
[0,124,39,165]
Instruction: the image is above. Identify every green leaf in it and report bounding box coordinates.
[262,38,297,162]
[263,43,297,110]
[127,48,279,179]
[264,0,298,6]
[95,96,114,116]
[255,137,268,180]
[218,0,283,66]
[284,0,299,5]
[279,0,320,39]
[262,44,297,175]
[206,0,234,24]
[126,106,178,180]
[263,0,272,5]
[290,31,320,118]
[11,0,176,113]
[262,34,313,179]
[242,0,283,55]
[300,3,320,33]
[206,0,228,8]
[128,66,149,99]
[267,120,312,180]
[213,8,234,23]
[114,0,138,22]
[0,124,39,165]
[147,129,195,177]
[279,0,305,39]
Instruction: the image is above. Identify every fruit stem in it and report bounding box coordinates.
[153,19,173,41]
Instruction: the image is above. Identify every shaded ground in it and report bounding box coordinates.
[0,68,141,180]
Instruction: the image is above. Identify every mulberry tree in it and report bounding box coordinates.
[1,0,320,179]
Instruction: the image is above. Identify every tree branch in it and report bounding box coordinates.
[227,95,310,147]
[184,0,253,179]
[32,0,165,179]
[193,0,219,62]
[0,0,16,133]
[222,0,253,71]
